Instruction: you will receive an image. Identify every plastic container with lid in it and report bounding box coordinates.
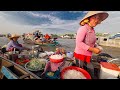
[100,62,120,79]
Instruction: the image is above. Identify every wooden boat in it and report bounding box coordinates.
[23,39,35,44]
[23,39,60,46]
[1,45,119,79]
[0,56,41,79]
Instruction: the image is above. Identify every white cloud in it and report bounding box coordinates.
[26,11,80,31]
[0,11,120,35]
[95,11,120,34]
[0,12,33,34]
[69,11,88,13]
[27,11,66,24]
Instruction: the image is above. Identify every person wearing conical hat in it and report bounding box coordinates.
[74,11,109,79]
[6,34,30,52]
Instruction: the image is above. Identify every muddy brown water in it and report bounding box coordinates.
[0,37,120,59]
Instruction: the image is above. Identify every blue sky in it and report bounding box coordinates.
[0,11,120,35]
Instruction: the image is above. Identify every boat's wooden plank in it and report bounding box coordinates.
[14,66,35,79]
[2,59,13,68]
[0,58,2,71]
[0,72,3,79]
[1,66,18,79]
[0,56,41,79]
[19,74,30,79]
[14,66,28,75]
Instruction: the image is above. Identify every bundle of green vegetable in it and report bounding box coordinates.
[25,59,46,71]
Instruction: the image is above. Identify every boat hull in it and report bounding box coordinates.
[0,56,41,79]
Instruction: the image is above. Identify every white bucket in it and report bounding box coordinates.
[99,64,120,79]
[106,77,118,79]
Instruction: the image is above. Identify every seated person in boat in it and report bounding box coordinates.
[50,38,58,44]
[33,31,44,41]
[34,30,42,40]
[34,35,46,44]
[40,35,46,44]
[6,34,30,52]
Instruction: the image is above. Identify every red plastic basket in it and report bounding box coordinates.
[61,66,91,79]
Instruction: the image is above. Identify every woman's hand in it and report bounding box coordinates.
[93,48,101,54]
[96,46,103,51]
[88,47,101,54]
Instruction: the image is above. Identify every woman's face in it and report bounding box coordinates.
[89,15,102,27]
[13,37,18,41]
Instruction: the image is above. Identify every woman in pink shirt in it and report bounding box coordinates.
[74,11,109,78]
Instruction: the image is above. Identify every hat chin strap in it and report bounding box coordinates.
[88,23,93,28]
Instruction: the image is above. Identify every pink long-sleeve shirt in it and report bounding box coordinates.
[74,24,96,56]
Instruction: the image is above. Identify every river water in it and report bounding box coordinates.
[0,37,120,59]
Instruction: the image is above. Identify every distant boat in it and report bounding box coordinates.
[109,33,120,39]
[0,34,4,37]
[23,36,60,47]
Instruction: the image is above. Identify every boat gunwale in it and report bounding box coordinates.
[0,56,41,79]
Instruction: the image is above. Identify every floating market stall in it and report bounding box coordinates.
[24,38,60,46]
[0,44,120,79]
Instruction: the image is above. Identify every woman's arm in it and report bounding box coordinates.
[11,41,24,50]
[94,43,103,51]
[76,27,101,54]
[76,26,90,51]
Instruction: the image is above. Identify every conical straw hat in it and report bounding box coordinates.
[80,11,109,26]
[9,34,20,39]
